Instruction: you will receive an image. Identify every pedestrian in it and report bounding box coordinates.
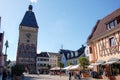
[89,69,92,76]
[37,71,39,76]
[102,70,106,79]
[7,70,11,79]
[76,71,81,80]
[2,69,7,80]
[69,71,72,80]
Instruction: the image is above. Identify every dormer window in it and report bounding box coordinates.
[116,15,120,24]
[106,20,117,30]
[71,52,74,57]
[67,53,69,58]
[75,51,78,56]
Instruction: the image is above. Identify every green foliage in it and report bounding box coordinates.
[78,57,89,70]
[58,61,64,68]
[47,64,51,69]
[67,62,73,66]
[11,64,25,76]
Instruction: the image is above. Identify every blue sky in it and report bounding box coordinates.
[0,0,120,61]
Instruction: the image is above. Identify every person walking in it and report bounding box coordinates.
[76,71,81,80]
[2,69,7,80]
[69,71,72,80]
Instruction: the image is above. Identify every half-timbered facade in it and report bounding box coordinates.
[87,8,120,79]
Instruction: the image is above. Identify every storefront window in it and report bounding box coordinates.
[110,63,120,76]
[98,65,106,75]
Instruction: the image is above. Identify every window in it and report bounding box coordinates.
[73,60,77,65]
[20,44,24,51]
[119,35,120,41]
[106,20,116,30]
[117,15,120,24]
[110,64,120,76]
[75,51,78,56]
[71,52,74,57]
[26,40,30,43]
[89,47,92,53]
[109,21,115,28]
[109,37,115,47]
[26,44,30,51]
[67,53,69,58]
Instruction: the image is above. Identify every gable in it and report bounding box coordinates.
[88,8,120,42]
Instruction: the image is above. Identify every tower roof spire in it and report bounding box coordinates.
[20,5,38,28]
[29,5,33,11]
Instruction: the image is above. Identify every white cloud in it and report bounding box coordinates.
[30,0,37,3]
[37,49,41,53]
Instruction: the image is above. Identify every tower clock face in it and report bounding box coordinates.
[26,33,31,38]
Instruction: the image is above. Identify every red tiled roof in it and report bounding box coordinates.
[87,8,120,42]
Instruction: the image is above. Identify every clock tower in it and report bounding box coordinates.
[16,5,38,73]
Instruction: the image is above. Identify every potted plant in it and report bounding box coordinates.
[78,57,89,78]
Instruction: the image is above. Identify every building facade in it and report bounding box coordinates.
[16,5,39,73]
[48,52,61,68]
[60,45,86,67]
[36,52,49,74]
[87,8,120,79]
[36,52,61,74]
[0,32,4,73]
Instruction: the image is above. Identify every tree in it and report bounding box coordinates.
[67,62,73,66]
[11,64,25,76]
[58,61,64,68]
[78,57,89,70]
[47,64,51,70]
[58,61,64,76]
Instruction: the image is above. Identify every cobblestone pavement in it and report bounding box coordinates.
[24,74,107,80]
[24,74,68,80]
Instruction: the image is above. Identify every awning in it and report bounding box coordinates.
[94,60,105,66]
[105,61,118,64]
[107,58,119,62]
[116,61,120,64]
[105,58,120,64]
[96,60,105,63]
[63,65,73,70]
[88,65,94,68]
[94,63,102,66]
[69,64,80,70]
[50,67,61,70]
